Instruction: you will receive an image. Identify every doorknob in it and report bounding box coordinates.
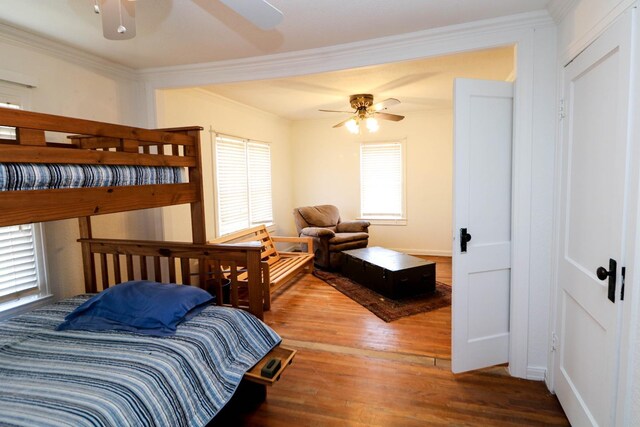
[596,258,617,303]
[460,228,472,253]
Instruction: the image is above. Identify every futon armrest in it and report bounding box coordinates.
[336,220,370,233]
[272,235,314,254]
[300,227,335,238]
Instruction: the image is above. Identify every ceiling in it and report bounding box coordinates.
[199,46,515,120]
[0,0,550,70]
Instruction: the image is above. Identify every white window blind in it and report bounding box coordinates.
[215,135,273,236]
[0,225,39,301]
[0,102,19,140]
[360,141,404,219]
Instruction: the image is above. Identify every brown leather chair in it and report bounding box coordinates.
[293,205,370,270]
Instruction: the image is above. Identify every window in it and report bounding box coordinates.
[360,141,406,222]
[214,134,273,236]
[0,224,47,305]
[0,95,49,310]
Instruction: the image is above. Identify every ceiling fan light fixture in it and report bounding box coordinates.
[366,117,379,133]
[346,119,360,134]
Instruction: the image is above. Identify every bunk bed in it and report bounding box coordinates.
[0,108,289,426]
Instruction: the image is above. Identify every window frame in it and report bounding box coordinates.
[359,139,407,225]
[0,83,50,315]
[213,134,274,237]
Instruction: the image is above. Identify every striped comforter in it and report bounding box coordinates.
[0,163,184,191]
[0,296,281,427]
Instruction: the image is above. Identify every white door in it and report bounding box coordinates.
[452,78,514,373]
[553,12,635,427]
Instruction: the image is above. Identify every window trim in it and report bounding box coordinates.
[359,139,407,224]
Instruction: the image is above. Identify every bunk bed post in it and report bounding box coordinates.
[184,128,206,245]
[78,217,97,293]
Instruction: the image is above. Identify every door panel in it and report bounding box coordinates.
[452,78,513,374]
[554,12,634,426]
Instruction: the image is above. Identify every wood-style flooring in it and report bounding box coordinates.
[222,256,568,426]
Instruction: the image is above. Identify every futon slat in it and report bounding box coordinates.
[100,253,109,288]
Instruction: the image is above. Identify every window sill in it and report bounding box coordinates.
[360,218,407,226]
[0,293,53,321]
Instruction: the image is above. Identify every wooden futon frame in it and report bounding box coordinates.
[211,224,314,309]
[0,108,294,387]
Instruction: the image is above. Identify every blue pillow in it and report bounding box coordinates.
[57,280,214,336]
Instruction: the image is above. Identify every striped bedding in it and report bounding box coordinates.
[0,295,281,427]
[0,163,184,191]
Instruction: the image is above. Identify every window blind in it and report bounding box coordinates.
[0,102,19,140]
[215,135,273,236]
[360,142,404,218]
[247,142,273,226]
[0,225,39,300]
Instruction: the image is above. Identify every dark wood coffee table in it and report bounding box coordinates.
[341,246,436,299]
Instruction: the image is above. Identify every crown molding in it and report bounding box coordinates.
[140,10,554,89]
[547,0,580,23]
[0,22,138,82]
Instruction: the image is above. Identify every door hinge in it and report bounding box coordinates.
[559,98,566,120]
[551,332,558,352]
[621,266,626,301]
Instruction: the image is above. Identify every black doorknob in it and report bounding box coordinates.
[596,266,610,280]
[596,258,617,303]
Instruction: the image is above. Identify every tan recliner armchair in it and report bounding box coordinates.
[293,205,370,270]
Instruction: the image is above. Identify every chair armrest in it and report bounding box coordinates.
[336,220,370,233]
[300,227,335,238]
[271,235,314,254]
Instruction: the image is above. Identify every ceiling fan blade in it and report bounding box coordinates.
[333,117,356,128]
[371,98,400,112]
[319,109,355,113]
[374,112,405,122]
[219,0,283,30]
[100,0,136,40]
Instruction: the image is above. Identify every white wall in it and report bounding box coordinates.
[0,35,149,300]
[155,88,294,240]
[291,109,453,255]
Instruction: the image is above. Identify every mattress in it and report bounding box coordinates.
[0,163,185,191]
[0,296,280,426]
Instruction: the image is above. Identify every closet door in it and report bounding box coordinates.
[554,11,635,426]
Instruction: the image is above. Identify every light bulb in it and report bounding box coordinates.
[366,117,379,132]
[346,119,360,134]
[94,2,100,14]
[117,25,127,33]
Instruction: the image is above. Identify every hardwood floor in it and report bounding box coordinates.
[220,256,568,426]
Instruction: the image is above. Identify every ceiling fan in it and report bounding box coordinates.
[320,94,405,134]
[94,0,284,40]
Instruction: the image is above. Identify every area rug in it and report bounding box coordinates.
[312,269,451,322]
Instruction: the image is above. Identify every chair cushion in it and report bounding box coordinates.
[329,232,369,245]
[297,205,340,227]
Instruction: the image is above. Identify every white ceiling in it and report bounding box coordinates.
[199,46,515,121]
[0,0,550,70]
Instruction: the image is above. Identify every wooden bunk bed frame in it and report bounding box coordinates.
[0,107,266,318]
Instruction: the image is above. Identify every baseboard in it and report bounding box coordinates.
[526,366,547,381]
[388,248,452,257]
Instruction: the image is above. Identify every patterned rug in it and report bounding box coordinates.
[312,269,451,322]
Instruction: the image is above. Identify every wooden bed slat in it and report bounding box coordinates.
[0,144,196,167]
[0,108,196,145]
[0,183,199,227]
[113,254,122,284]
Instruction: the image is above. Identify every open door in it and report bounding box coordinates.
[452,78,514,373]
